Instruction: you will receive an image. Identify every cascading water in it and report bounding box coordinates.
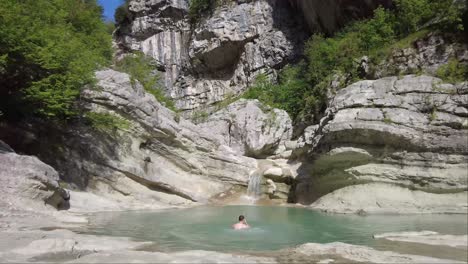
[246,170,262,199]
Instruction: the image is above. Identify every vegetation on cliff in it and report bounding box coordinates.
[115,52,177,111]
[0,0,112,120]
[245,0,467,123]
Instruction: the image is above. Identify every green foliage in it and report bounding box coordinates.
[0,0,112,120]
[85,112,131,134]
[429,108,438,121]
[114,0,132,25]
[243,65,312,121]
[393,0,433,35]
[188,0,231,24]
[356,7,396,52]
[191,110,209,123]
[115,52,176,111]
[212,91,241,112]
[105,21,116,35]
[188,0,217,24]
[436,59,468,84]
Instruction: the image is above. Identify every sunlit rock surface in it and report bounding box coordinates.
[0,141,68,212]
[198,99,292,158]
[293,75,468,213]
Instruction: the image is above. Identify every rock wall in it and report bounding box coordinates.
[371,33,468,78]
[116,0,390,113]
[197,99,292,158]
[117,0,306,112]
[1,69,293,206]
[293,75,468,213]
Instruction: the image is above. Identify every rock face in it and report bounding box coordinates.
[373,33,468,78]
[198,99,292,158]
[117,0,306,112]
[293,75,468,213]
[77,69,262,202]
[0,141,68,211]
[117,0,394,113]
[1,70,268,205]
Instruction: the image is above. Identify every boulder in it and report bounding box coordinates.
[263,167,293,184]
[198,99,292,158]
[0,141,68,211]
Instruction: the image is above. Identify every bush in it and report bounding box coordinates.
[243,65,310,121]
[436,59,468,84]
[115,52,176,111]
[188,0,216,23]
[85,112,131,134]
[0,0,112,120]
[114,0,133,25]
[188,0,232,24]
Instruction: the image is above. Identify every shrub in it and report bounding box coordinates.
[436,59,468,84]
[188,0,217,24]
[114,0,133,25]
[115,52,176,111]
[85,112,131,134]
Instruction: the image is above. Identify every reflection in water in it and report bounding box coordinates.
[80,206,468,253]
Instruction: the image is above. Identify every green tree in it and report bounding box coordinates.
[394,0,432,35]
[0,0,112,120]
[357,7,396,51]
[114,0,133,25]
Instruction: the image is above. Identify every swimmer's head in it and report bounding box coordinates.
[238,215,245,221]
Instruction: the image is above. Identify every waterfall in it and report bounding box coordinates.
[247,171,262,198]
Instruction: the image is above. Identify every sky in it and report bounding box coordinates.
[98,0,124,21]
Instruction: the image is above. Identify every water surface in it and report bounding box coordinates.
[81,205,467,252]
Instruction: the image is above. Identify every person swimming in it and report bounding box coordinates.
[232,215,250,230]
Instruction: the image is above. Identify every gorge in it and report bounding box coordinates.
[0,0,467,263]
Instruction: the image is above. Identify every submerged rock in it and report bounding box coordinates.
[293,242,464,263]
[373,231,468,249]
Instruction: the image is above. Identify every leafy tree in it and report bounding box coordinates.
[356,7,396,51]
[114,0,133,25]
[0,0,112,120]
[393,0,433,35]
[429,0,466,32]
